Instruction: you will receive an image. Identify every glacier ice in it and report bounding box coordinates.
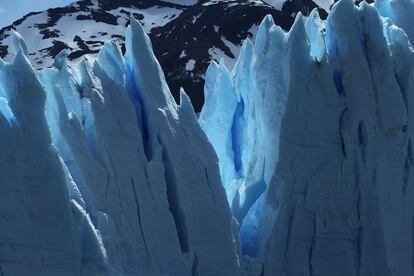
[201,0,414,275]
[1,0,414,275]
[0,16,240,276]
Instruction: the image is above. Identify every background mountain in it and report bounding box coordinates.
[0,0,327,111]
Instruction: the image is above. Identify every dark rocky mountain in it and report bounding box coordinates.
[0,0,327,111]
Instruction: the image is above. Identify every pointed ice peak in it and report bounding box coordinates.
[287,12,309,56]
[202,58,234,115]
[125,16,176,112]
[329,0,355,19]
[325,0,358,60]
[294,11,304,23]
[206,60,219,77]
[96,41,125,85]
[307,8,324,28]
[268,24,287,50]
[358,0,383,22]
[204,60,219,90]
[241,38,254,53]
[178,88,199,128]
[255,14,275,56]
[259,14,275,31]
[99,41,124,69]
[232,38,253,73]
[217,60,233,87]
[358,0,384,32]
[79,58,102,97]
[127,16,153,52]
[358,0,372,10]
[179,88,195,115]
[234,39,254,69]
[231,38,253,88]
[11,29,29,58]
[200,55,235,123]
[218,57,229,71]
[306,8,326,62]
[204,60,219,100]
[54,49,69,70]
[289,12,306,38]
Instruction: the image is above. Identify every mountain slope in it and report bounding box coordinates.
[0,0,326,111]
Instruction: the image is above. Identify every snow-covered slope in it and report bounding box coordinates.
[0,0,186,67]
[0,0,326,111]
[200,0,414,275]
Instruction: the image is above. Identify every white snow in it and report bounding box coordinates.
[179,50,186,58]
[185,59,196,71]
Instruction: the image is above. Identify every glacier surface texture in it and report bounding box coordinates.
[0,0,413,275]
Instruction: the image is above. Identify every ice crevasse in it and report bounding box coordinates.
[0,0,414,275]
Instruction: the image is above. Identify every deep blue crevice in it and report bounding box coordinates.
[231,98,245,174]
[339,107,348,158]
[333,71,346,97]
[408,138,413,165]
[126,59,189,254]
[239,193,265,257]
[358,120,368,162]
[126,63,151,160]
[394,73,409,122]
[231,178,266,224]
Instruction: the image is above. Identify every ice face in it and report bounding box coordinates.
[375,0,414,45]
[201,0,414,275]
[0,16,241,276]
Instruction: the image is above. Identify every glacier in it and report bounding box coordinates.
[200,0,414,275]
[0,16,239,276]
[0,0,414,275]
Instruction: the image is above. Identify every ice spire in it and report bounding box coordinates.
[10,29,29,57]
[54,49,68,70]
[305,8,326,62]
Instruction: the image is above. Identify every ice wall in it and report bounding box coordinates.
[0,18,240,276]
[200,0,414,275]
